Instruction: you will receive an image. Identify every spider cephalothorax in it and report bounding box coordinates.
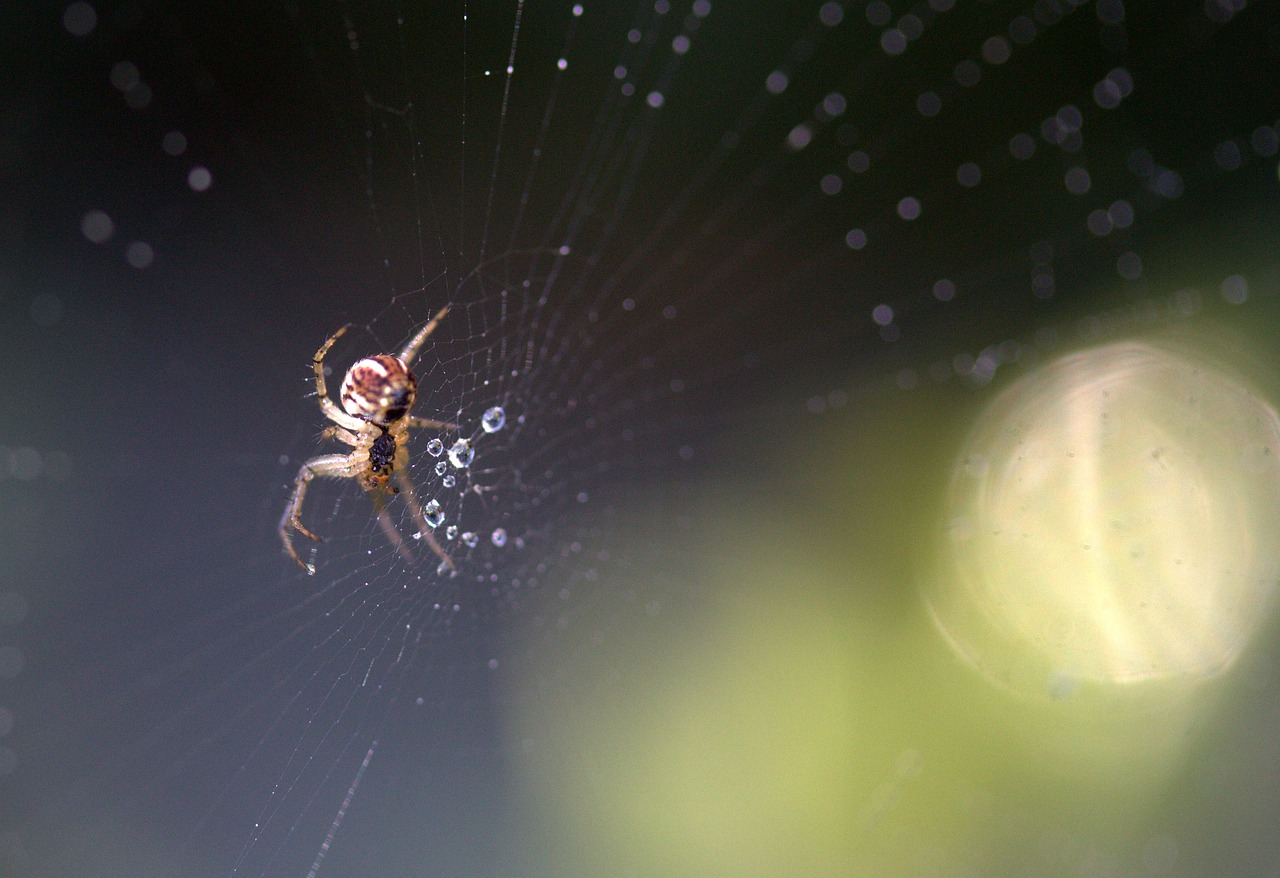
[279,305,457,575]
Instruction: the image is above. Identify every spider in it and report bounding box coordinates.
[280,304,457,575]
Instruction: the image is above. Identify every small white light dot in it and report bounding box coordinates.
[881,29,907,55]
[1221,274,1248,304]
[124,82,153,109]
[819,2,843,26]
[672,35,690,54]
[557,58,568,70]
[872,304,894,326]
[1064,166,1091,194]
[1087,209,1113,236]
[187,166,212,192]
[765,70,788,94]
[820,173,843,195]
[786,123,813,150]
[1009,132,1036,159]
[1117,251,1143,279]
[954,59,981,87]
[63,1,97,37]
[866,1,891,27]
[162,130,187,156]
[109,61,139,92]
[1250,125,1279,157]
[897,196,921,220]
[1151,168,1184,198]
[80,209,114,243]
[125,240,155,269]
[1009,15,1037,44]
[898,14,923,40]
[981,35,1011,65]
[646,91,664,108]
[1213,140,1242,171]
[956,162,981,187]
[572,4,583,16]
[845,228,867,250]
[1094,78,1122,109]
[692,0,711,17]
[1109,199,1134,228]
[933,278,956,301]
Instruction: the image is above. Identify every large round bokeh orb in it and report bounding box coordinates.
[927,340,1280,697]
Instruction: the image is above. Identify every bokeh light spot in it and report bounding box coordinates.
[927,340,1280,696]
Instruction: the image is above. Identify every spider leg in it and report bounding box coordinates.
[280,453,352,575]
[366,488,417,565]
[397,304,450,367]
[395,470,456,573]
[321,425,361,446]
[404,416,459,431]
[312,325,364,431]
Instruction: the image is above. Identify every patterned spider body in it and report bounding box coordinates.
[341,355,417,425]
[279,305,457,575]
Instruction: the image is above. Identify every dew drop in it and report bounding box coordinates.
[461,532,479,548]
[434,460,448,476]
[423,499,444,528]
[446,525,459,540]
[481,406,506,433]
[442,474,456,488]
[448,438,474,468]
[491,528,508,547]
[426,438,444,456]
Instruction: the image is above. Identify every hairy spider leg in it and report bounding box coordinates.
[405,415,458,431]
[320,425,361,446]
[395,470,456,572]
[366,488,417,565]
[280,454,352,574]
[312,324,364,431]
[397,304,450,368]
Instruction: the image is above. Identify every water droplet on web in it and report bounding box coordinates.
[434,460,447,476]
[423,499,444,528]
[461,532,479,548]
[426,438,444,456]
[448,438,474,468]
[491,528,507,547]
[446,525,458,540]
[481,406,506,433]
[442,474,455,487]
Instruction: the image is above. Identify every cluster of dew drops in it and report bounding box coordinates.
[414,405,508,552]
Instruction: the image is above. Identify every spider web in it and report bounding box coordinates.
[10,1,1280,877]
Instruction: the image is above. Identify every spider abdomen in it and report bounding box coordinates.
[340,355,418,425]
